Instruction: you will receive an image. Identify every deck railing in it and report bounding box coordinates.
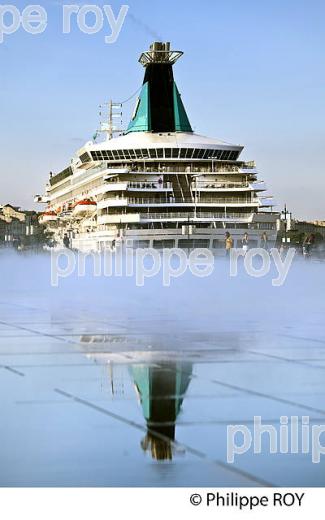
[193,182,249,189]
[127,181,173,189]
[127,197,258,205]
[105,164,255,174]
[138,211,253,221]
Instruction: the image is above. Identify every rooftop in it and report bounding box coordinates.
[82,131,243,154]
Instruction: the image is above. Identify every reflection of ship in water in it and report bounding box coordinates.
[78,332,193,460]
[131,362,192,461]
[76,329,248,460]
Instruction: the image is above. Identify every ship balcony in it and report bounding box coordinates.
[97,211,254,225]
[239,167,258,175]
[97,198,128,209]
[197,197,260,206]
[98,196,260,209]
[101,182,129,192]
[98,214,140,225]
[192,181,260,191]
[104,168,130,178]
[138,212,254,223]
[106,165,241,174]
[250,181,266,192]
[101,165,256,175]
[127,181,173,191]
[128,196,259,206]
[259,197,276,207]
[102,181,173,193]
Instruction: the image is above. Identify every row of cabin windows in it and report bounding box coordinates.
[88,148,240,163]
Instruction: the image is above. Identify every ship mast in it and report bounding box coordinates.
[97,100,123,140]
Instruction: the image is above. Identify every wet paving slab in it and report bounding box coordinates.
[1,260,325,487]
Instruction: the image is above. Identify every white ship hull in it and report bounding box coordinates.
[70,216,278,253]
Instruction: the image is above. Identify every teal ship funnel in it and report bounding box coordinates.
[127,42,193,134]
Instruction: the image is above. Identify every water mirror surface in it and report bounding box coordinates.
[1,253,325,486]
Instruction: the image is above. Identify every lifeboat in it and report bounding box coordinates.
[73,199,97,217]
[39,210,58,224]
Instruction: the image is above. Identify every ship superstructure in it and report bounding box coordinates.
[37,42,278,251]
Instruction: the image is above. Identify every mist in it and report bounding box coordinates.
[1,251,324,341]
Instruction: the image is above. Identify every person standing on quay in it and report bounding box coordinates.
[261,232,268,250]
[63,234,70,249]
[225,232,233,257]
[242,232,249,254]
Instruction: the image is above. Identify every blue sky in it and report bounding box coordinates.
[0,0,324,219]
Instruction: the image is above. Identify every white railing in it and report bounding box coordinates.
[104,168,130,175]
[139,212,253,221]
[128,197,258,205]
[239,167,257,174]
[98,196,259,207]
[103,181,173,190]
[102,182,128,191]
[197,197,258,204]
[250,181,266,191]
[194,181,265,191]
[259,198,275,206]
[193,182,249,190]
[127,181,173,190]
[128,197,173,204]
[97,198,128,209]
[103,165,256,174]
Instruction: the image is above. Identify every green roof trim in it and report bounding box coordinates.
[126,79,193,134]
[173,82,193,132]
[126,82,151,133]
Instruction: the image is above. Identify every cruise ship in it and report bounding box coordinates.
[36,42,279,251]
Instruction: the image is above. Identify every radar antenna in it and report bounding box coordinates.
[96,100,123,141]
